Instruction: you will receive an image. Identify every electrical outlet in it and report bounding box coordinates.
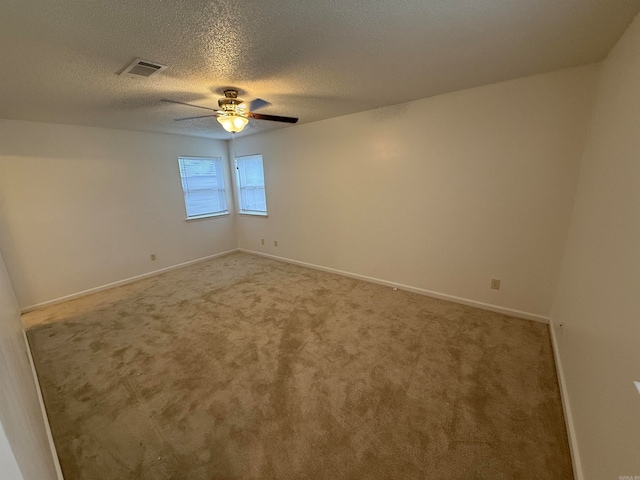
[274,240,278,247]
[490,279,501,290]
[261,238,265,245]
[150,254,157,261]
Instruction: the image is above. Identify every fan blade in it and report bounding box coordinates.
[248,98,271,112]
[174,114,219,121]
[161,99,218,112]
[248,112,298,124]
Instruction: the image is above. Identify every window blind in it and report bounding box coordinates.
[236,154,267,214]
[178,157,228,218]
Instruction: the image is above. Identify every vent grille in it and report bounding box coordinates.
[120,58,167,78]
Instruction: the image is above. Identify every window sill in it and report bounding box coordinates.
[238,211,268,217]
[185,212,229,221]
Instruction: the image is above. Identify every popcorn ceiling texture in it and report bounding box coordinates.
[25,252,573,479]
[0,0,638,139]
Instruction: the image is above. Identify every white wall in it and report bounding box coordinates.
[235,65,598,318]
[551,13,640,480]
[0,251,59,479]
[0,120,236,309]
[0,424,25,480]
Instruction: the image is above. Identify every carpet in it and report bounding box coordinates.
[24,252,573,479]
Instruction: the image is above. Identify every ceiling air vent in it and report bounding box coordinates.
[119,58,167,78]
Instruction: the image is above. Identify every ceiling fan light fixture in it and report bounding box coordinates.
[217,114,248,133]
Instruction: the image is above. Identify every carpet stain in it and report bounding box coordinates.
[24,252,573,479]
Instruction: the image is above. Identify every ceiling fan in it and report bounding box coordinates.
[162,88,298,133]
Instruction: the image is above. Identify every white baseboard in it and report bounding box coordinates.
[549,319,583,480]
[22,247,551,324]
[23,330,65,480]
[21,249,239,313]
[239,249,550,324]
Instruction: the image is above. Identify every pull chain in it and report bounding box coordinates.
[231,132,238,168]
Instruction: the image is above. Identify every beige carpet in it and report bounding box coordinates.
[24,252,573,479]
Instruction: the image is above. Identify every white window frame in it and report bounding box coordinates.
[177,156,229,220]
[235,154,268,216]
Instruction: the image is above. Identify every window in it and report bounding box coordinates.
[177,156,228,219]
[235,154,267,215]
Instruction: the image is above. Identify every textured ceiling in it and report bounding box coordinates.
[0,0,638,139]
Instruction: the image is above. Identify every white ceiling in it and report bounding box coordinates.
[1,0,638,139]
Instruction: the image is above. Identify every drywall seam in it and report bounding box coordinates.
[20,249,239,313]
[239,249,550,323]
[549,318,583,480]
[22,331,64,480]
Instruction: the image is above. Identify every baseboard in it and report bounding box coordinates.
[549,319,583,480]
[239,249,550,324]
[23,330,65,480]
[21,249,239,313]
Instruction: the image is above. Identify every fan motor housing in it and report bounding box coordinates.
[218,88,246,111]
[218,98,245,110]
